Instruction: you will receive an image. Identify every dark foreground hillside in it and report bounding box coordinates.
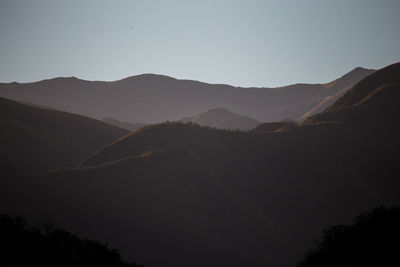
[0,214,142,267]
[297,206,400,267]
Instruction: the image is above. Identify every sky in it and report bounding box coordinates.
[0,0,399,87]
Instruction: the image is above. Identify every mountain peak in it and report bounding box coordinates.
[116,73,177,83]
[305,61,400,124]
[181,107,260,130]
[322,66,375,91]
[47,76,81,81]
[339,66,375,81]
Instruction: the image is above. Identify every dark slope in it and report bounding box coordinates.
[181,107,261,130]
[0,97,128,173]
[32,147,292,266]
[102,117,146,131]
[7,123,378,267]
[0,68,374,123]
[45,121,394,267]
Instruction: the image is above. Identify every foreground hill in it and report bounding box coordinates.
[0,63,396,266]
[0,97,128,173]
[181,107,261,130]
[0,68,373,123]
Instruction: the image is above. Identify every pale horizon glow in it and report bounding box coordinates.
[0,0,399,87]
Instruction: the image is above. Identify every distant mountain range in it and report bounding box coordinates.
[0,63,398,267]
[0,67,374,123]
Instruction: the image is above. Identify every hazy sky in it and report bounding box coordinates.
[0,0,399,87]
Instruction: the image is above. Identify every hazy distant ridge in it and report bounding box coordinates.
[0,68,374,123]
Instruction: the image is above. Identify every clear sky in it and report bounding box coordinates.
[0,0,399,87]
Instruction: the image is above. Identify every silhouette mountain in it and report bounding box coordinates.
[0,97,128,173]
[0,68,374,123]
[102,117,146,131]
[181,107,261,130]
[0,63,397,266]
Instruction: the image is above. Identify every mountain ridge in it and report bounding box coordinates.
[1,66,372,87]
[0,67,375,123]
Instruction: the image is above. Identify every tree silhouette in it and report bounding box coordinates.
[0,214,143,267]
[297,206,400,267]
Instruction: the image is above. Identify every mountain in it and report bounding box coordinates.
[0,97,128,173]
[0,63,396,267]
[299,62,400,196]
[0,68,374,123]
[102,117,146,131]
[181,107,261,130]
[298,66,375,120]
[69,62,400,266]
[308,64,399,119]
